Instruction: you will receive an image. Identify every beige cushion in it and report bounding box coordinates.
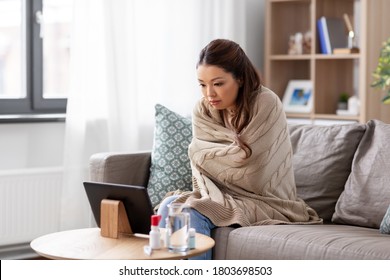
[332,120,390,228]
[289,123,366,221]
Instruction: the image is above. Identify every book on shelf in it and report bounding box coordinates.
[317,17,330,54]
[333,47,359,54]
[317,16,348,54]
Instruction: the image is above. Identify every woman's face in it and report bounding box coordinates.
[197,64,240,112]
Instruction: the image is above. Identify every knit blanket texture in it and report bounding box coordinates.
[175,87,322,226]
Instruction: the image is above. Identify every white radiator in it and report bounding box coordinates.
[0,167,63,246]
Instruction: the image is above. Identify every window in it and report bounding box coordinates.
[0,0,73,115]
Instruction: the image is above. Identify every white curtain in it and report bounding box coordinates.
[60,0,247,230]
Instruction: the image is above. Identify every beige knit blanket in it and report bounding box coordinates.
[175,87,322,226]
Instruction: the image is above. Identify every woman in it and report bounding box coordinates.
[158,39,322,259]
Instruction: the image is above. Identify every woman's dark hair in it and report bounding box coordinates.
[197,39,262,157]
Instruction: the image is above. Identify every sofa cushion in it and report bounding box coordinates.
[211,227,236,260]
[289,123,366,221]
[222,224,390,259]
[147,104,193,207]
[380,204,390,234]
[332,120,390,228]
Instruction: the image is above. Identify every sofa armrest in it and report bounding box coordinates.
[89,151,151,187]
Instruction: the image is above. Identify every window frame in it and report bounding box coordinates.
[0,0,67,116]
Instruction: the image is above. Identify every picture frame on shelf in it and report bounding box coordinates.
[282,80,313,113]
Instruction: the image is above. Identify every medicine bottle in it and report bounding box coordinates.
[188,228,196,249]
[149,215,162,249]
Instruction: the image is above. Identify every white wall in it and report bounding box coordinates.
[0,122,65,170]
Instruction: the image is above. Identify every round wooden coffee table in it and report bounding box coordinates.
[30,227,214,260]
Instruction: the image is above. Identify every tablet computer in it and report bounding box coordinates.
[83,181,154,234]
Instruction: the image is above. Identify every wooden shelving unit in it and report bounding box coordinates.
[264,0,390,124]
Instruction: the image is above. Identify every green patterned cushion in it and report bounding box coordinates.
[380,205,390,234]
[147,104,193,207]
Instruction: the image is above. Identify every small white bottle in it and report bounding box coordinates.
[188,228,196,249]
[149,215,161,250]
[164,217,170,248]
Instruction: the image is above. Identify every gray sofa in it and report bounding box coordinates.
[89,119,390,259]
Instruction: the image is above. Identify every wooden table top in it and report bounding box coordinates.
[30,227,215,260]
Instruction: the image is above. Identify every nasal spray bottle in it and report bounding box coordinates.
[149,215,162,250]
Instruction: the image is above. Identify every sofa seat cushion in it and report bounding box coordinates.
[211,227,236,260]
[223,224,390,259]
